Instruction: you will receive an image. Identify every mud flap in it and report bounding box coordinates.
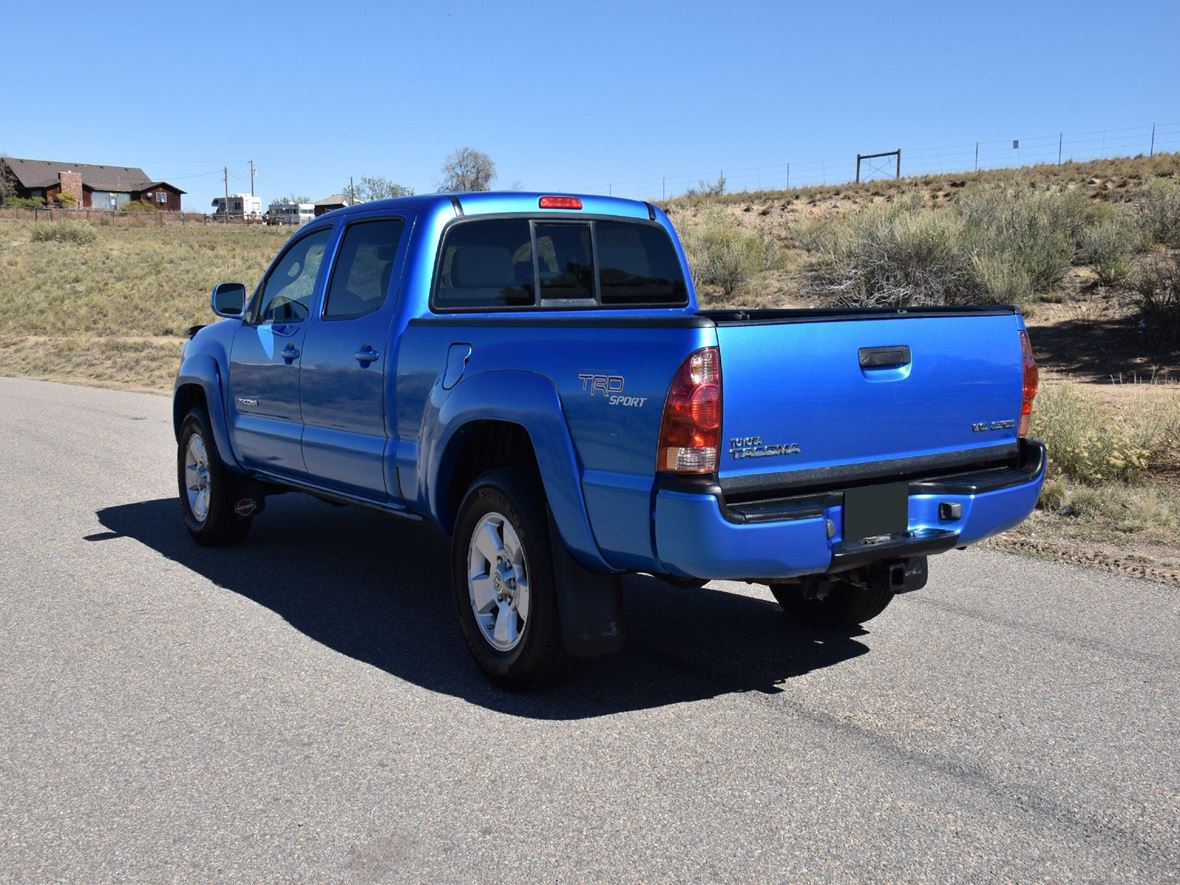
[548,511,625,657]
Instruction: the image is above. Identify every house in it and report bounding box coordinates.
[0,156,186,210]
[313,193,363,217]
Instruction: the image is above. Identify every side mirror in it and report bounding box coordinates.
[211,282,247,318]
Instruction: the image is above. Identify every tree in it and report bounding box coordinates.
[439,147,496,192]
[0,159,18,202]
[348,176,414,202]
[280,193,312,203]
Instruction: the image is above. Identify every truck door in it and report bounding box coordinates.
[298,215,409,501]
[228,225,334,477]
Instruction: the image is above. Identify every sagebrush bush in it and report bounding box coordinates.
[30,221,97,245]
[1132,256,1180,348]
[681,214,776,298]
[958,186,1087,293]
[804,201,982,306]
[1080,213,1144,287]
[1136,178,1180,247]
[1032,379,1180,483]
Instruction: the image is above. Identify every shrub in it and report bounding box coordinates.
[805,201,982,307]
[1032,378,1180,483]
[685,175,727,199]
[55,191,77,208]
[3,196,45,209]
[30,220,97,244]
[1080,214,1144,287]
[121,199,157,213]
[681,217,773,298]
[958,186,1087,293]
[1132,256,1180,348]
[1135,178,1180,247]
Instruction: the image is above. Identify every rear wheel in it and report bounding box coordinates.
[770,579,893,628]
[452,467,575,690]
[178,408,253,546]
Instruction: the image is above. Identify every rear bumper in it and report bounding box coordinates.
[653,440,1047,581]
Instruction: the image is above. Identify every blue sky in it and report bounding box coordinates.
[4,0,1178,209]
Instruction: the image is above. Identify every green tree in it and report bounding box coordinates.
[348,176,414,202]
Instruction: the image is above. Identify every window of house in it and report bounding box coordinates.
[322,218,405,320]
[255,227,332,323]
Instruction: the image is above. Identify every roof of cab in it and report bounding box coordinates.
[314,191,656,222]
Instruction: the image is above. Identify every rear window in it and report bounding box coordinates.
[433,217,687,310]
[435,219,534,309]
[596,221,688,305]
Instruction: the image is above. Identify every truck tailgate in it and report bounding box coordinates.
[712,310,1025,495]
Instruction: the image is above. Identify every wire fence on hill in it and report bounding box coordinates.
[576,120,1180,202]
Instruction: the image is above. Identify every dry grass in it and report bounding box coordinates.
[0,220,287,337]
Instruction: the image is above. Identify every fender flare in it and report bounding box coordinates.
[422,370,611,573]
[174,353,241,472]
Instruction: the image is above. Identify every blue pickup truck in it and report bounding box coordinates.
[175,191,1045,688]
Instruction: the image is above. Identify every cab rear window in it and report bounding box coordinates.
[433,217,687,310]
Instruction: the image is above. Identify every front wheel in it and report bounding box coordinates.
[770,579,893,628]
[177,407,253,546]
[451,468,575,690]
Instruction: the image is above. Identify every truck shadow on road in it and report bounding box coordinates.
[93,494,873,719]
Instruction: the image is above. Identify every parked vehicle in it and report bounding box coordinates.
[265,200,315,225]
[175,192,1045,688]
[211,193,262,220]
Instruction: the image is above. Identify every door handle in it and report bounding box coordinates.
[281,344,301,364]
[354,345,380,365]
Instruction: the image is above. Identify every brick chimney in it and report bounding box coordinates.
[57,170,83,207]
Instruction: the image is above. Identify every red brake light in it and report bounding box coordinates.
[538,196,582,209]
[1018,330,1039,437]
[658,347,722,474]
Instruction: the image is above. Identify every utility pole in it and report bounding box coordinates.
[1057,133,1063,165]
[223,166,229,218]
[249,160,256,196]
[349,176,355,203]
[974,142,979,172]
[786,162,790,190]
[1150,122,1156,157]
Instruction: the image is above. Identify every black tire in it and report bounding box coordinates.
[451,467,575,691]
[177,407,253,546]
[770,579,893,628]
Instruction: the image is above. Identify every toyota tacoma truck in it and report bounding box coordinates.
[175,192,1045,689]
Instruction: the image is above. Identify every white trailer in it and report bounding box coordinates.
[211,193,263,219]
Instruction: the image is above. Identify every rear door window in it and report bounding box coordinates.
[323,218,405,320]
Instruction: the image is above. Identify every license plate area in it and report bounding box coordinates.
[843,482,909,542]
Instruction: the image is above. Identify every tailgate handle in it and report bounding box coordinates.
[858,345,911,369]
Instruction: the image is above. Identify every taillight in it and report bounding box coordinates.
[1018,330,1039,437]
[657,347,722,474]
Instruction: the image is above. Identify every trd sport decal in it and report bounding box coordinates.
[578,374,648,408]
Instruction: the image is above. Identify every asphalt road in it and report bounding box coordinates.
[1,376,1178,883]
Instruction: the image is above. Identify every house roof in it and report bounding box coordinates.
[314,193,359,207]
[0,156,183,193]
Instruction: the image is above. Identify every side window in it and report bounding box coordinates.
[256,227,332,323]
[323,218,405,320]
[435,219,534,309]
[534,223,593,301]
